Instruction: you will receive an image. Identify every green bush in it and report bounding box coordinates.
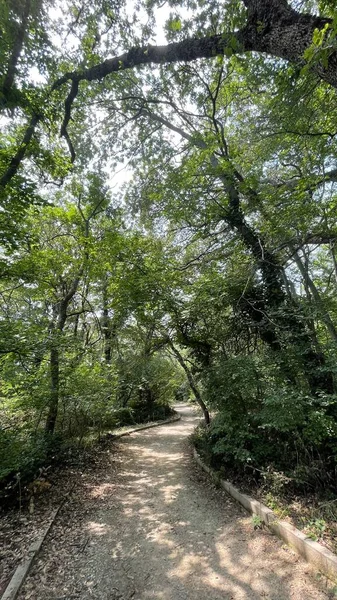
[103,407,136,428]
[129,397,175,423]
[196,355,337,493]
[0,427,62,501]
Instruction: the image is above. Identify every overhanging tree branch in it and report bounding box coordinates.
[0,113,41,190]
[60,79,79,163]
[1,0,336,191]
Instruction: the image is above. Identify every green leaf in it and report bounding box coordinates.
[168,18,182,32]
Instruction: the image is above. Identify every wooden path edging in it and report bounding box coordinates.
[193,448,337,582]
[112,414,181,438]
[1,414,181,600]
[1,506,62,600]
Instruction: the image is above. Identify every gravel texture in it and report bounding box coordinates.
[16,404,333,599]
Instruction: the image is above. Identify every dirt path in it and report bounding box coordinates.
[18,404,332,600]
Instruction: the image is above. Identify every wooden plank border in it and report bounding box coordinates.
[1,505,62,600]
[112,414,181,439]
[193,448,337,582]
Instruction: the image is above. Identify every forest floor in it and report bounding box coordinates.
[1,404,336,600]
[252,484,337,556]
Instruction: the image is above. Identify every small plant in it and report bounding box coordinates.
[305,518,327,541]
[264,492,278,511]
[263,492,290,518]
[252,514,263,530]
[262,468,291,496]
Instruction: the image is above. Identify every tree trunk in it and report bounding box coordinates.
[45,342,60,435]
[241,0,336,88]
[292,249,337,346]
[102,281,112,365]
[329,242,337,289]
[168,339,210,425]
[45,278,82,435]
[1,0,31,106]
[52,3,336,90]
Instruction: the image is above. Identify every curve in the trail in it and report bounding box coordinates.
[19,404,329,600]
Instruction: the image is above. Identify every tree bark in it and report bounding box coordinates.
[0,113,40,190]
[292,249,337,346]
[144,108,334,396]
[102,281,112,365]
[52,3,335,91]
[329,242,337,288]
[241,0,336,87]
[45,277,82,435]
[168,339,210,425]
[1,0,31,106]
[45,339,60,435]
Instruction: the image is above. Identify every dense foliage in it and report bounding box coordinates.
[1,0,337,499]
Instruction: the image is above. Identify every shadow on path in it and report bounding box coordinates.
[75,404,328,599]
[18,404,330,600]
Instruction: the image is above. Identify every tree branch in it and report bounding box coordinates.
[0,113,40,190]
[1,0,336,190]
[60,78,79,163]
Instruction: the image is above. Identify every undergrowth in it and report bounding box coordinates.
[0,402,175,506]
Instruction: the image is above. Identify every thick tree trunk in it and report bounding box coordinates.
[1,0,31,106]
[226,203,334,395]
[241,0,336,88]
[0,113,40,190]
[52,3,335,90]
[45,343,60,435]
[45,277,82,435]
[145,386,155,420]
[329,242,337,288]
[149,110,334,395]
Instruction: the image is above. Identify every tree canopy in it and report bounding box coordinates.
[1,0,337,499]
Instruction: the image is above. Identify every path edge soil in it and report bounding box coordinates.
[193,448,337,583]
[1,414,181,600]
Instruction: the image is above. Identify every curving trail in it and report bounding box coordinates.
[18,404,330,599]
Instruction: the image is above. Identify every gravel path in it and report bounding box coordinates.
[18,404,332,599]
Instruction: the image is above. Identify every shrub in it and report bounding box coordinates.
[0,428,62,502]
[195,354,337,494]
